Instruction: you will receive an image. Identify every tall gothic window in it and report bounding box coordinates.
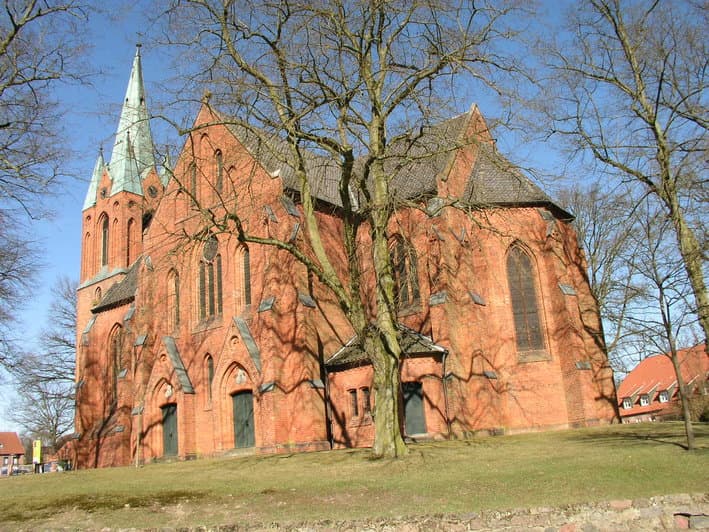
[506,245,544,351]
[235,245,251,313]
[199,236,222,321]
[205,355,214,401]
[167,269,180,331]
[108,324,122,405]
[100,214,109,267]
[215,150,223,195]
[189,162,197,204]
[83,232,91,278]
[126,218,135,267]
[390,235,420,308]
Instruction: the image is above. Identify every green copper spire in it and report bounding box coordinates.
[109,44,156,196]
[82,147,105,210]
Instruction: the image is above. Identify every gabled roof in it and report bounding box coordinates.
[463,143,561,211]
[225,122,343,207]
[223,107,567,214]
[0,432,24,455]
[92,258,142,313]
[617,344,708,416]
[326,325,447,368]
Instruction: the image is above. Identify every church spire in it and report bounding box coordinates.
[82,147,105,210]
[109,44,156,196]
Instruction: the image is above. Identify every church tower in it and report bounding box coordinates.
[74,48,164,461]
[77,45,162,326]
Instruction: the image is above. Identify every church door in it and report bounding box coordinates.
[232,391,255,448]
[402,381,426,436]
[161,404,178,456]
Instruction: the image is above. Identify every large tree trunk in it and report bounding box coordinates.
[370,335,407,458]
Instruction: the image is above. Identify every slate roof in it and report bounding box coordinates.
[0,432,24,456]
[225,109,565,214]
[463,143,556,208]
[326,325,447,368]
[226,123,343,207]
[92,257,142,313]
[617,344,708,418]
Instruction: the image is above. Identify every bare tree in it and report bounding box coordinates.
[10,276,76,451]
[10,378,74,451]
[538,0,708,353]
[0,214,40,373]
[0,1,88,372]
[568,181,700,449]
[158,0,522,457]
[560,184,643,373]
[622,199,700,449]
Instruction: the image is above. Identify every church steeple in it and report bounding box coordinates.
[109,44,156,196]
[82,147,105,210]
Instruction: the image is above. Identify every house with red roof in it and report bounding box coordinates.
[617,345,708,423]
[0,432,25,475]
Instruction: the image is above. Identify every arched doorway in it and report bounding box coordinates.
[232,391,255,448]
[161,404,178,456]
[402,381,426,436]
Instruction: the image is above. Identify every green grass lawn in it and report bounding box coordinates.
[1,423,707,530]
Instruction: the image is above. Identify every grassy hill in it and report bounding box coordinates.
[1,423,707,530]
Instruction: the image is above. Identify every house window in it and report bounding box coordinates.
[198,237,222,321]
[100,215,109,266]
[215,150,223,194]
[639,394,650,406]
[506,245,545,352]
[622,397,632,409]
[2,456,7,465]
[658,390,669,403]
[389,235,420,308]
[235,245,251,313]
[349,389,359,418]
[167,269,180,330]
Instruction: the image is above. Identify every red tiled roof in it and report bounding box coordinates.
[617,344,708,418]
[0,432,24,456]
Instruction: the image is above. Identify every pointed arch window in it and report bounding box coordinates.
[390,235,420,309]
[205,354,214,402]
[506,245,545,352]
[189,161,198,204]
[126,218,136,267]
[108,324,123,405]
[215,150,223,195]
[167,269,180,331]
[199,236,222,321]
[235,245,251,313]
[83,232,91,278]
[100,215,109,267]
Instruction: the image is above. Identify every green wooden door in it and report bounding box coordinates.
[161,404,178,456]
[402,382,426,436]
[232,391,255,448]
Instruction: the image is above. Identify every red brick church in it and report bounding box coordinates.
[73,48,618,468]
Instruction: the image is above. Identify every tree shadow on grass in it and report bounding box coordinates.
[565,422,709,451]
